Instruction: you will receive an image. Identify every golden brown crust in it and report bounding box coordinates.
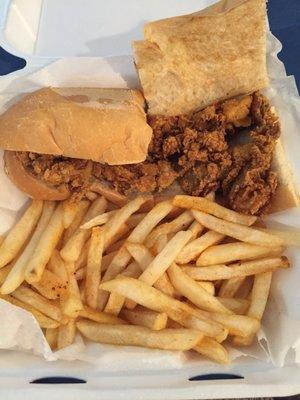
[269,139,300,212]
[0,87,153,165]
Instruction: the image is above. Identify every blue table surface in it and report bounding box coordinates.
[0,0,299,89]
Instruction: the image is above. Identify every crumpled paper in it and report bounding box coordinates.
[0,28,300,369]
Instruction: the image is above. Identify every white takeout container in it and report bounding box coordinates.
[0,1,300,399]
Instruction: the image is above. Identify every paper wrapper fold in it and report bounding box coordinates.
[0,30,300,368]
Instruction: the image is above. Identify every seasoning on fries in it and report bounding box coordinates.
[173,195,257,226]
[85,227,104,309]
[77,320,203,351]
[182,256,289,281]
[192,210,284,247]
[0,191,294,364]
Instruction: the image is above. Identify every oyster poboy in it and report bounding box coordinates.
[0,0,298,215]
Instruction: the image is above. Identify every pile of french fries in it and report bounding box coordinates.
[0,192,296,364]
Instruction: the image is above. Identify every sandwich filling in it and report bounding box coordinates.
[16,92,280,215]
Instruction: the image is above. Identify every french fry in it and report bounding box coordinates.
[150,233,168,256]
[99,200,175,308]
[47,250,69,283]
[188,221,204,240]
[75,241,117,274]
[126,242,176,298]
[79,305,125,324]
[103,200,174,280]
[189,305,260,337]
[194,337,230,364]
[104,261,141,315]
[0,200,43,269]
[62,290,83,319]
[0,202,56,294]
[52,253,82,318]
[105,223,130,250]
[97,250,131,311]
[85,227,104,309]
[145,210,194,248]
[103,196,149,249]
[104,293,127,317]
[211,312,260,337]
[150,272,176,299]
[182,256,290,281]
[62,200,83,229]
[197,242,284,266]
[80,210,116,230]
[174,195,256,226]
[0,294,60,329]
[74,240,89,271]
[3,191,289,361]
[45,328,58,349]
[60,197,107,263]
[30,269,67,300]
[233,335,254,347]
[198,282,215,296]
[120,307,168,330]
[25,204,65,283]
[125,242,153,267]
[104,292,128,315]
[12,286,67,323]
[148,236,178,301]
[218,277,246,298]
[233,272,272,346]
[57,319,76,350]
[62,200,90,244]
[168,264,232,314]
[139,231,193,286]
[100,277,227,341]
[0,265,12,284]
[62,262,83,317]
[192,210,284,247]
[258,228,300,247]
[217,297,250,314]
[177,231,224,264]
[77,320,203,351]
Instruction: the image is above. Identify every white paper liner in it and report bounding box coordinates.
[0,29,299,369]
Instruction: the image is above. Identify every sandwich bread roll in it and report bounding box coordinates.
[269,140,300,212]
[0,87,152,201]
[0,87,152,165]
